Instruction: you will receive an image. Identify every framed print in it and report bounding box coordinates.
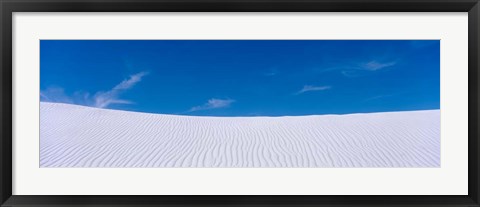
[1,0,479,206]
[38,39,441,168]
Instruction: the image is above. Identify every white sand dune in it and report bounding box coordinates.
[40,102,440,168]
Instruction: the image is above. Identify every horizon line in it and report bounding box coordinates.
[40,101,440,118]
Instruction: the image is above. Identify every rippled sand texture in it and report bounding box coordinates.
[40,102,440,168]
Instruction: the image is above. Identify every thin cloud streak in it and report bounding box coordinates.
[189,98,235,112]
[94,72,148,108]
[315,59,398,77]
[40,72,147,109]
[264,68,279,77]
[40,92,51,101]
[39,87,74,104]
[295,85,331,95]
[361,61,397,71]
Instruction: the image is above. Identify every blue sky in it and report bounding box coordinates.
[40,40,440,116]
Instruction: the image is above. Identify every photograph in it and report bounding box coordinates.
[39,40,440,168]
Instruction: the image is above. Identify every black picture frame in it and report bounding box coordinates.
[1,0,479,206]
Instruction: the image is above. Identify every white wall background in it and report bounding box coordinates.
[13,12,468,195]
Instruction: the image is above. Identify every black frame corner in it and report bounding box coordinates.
[1,0,479,206]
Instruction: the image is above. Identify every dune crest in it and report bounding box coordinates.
[40,102,440,168]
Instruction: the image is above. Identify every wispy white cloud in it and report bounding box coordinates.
[40,87,73,104]
[94,72,147,108]
[360,60,397,71]
[336,60,397,77]
[189,98,235,112]
[264,68,279,77]
[295,85,331,95]
[40,91,51,101]
[316,59,398,78]
[40,72,147,108]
